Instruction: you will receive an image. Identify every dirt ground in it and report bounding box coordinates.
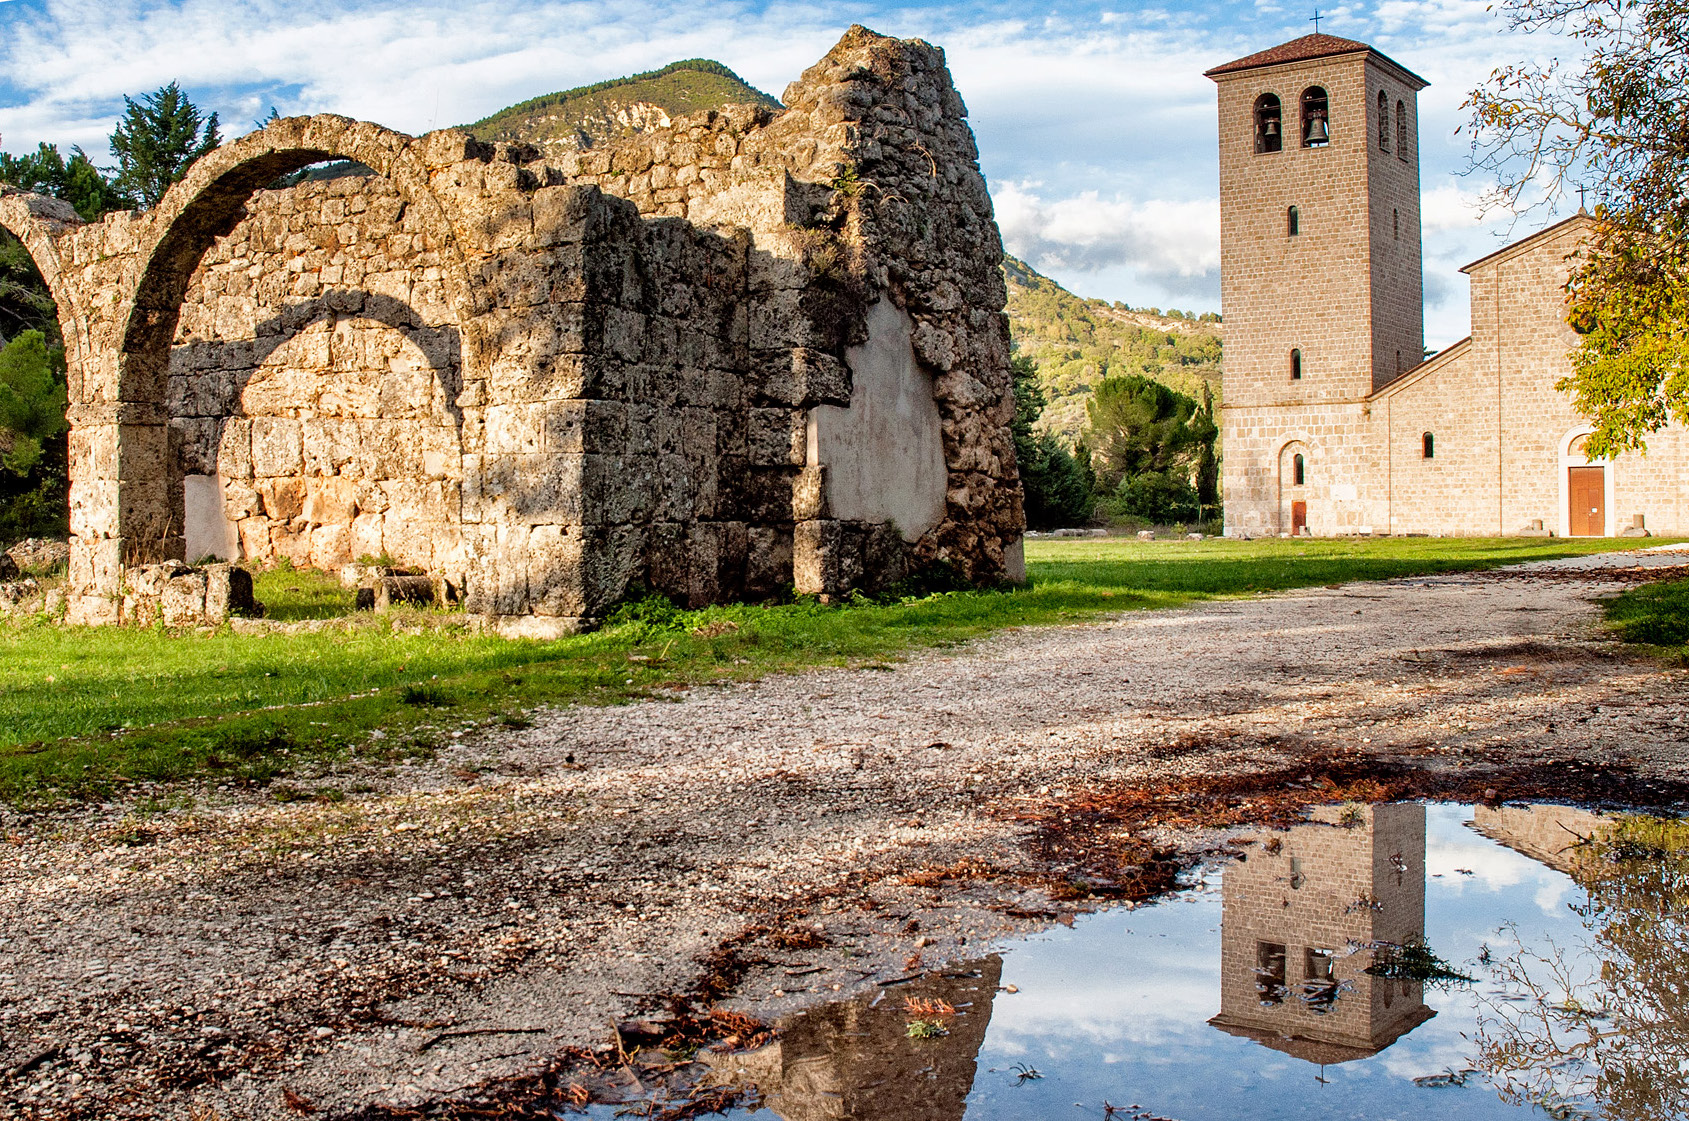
[3,549,1688,1120]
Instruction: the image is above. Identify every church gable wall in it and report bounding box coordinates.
[1376,220,1689,537]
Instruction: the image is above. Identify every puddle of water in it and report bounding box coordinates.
[684,802,1686,1121]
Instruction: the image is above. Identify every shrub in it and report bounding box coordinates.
[1109,471,1200,525]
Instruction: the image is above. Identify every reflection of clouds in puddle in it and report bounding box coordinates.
[1427,835,1551,892]
[939,807,1619,1121]
[983,906,1219,1049]
[1532,877,1577,915]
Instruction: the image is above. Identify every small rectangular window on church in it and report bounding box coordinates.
[1423,431,1435,458]
[1288,205,1299,236]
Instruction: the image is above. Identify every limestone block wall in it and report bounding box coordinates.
[453,186,769,618]
[1,25,1022,626]
[1223,399,1379,535]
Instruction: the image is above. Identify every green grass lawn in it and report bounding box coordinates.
[1604,572,1689,649]
[0,535,1661,804]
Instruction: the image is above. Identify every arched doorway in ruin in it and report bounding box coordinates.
[71,116,482,615]
[0,191,87,556]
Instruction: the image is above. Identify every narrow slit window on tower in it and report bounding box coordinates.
[1423,431,1435,458]
[1396,100,1408,160]
[1293,453,1306,486]
[1377,90,1389,150]
[1393,208,1399,240]
[1396,349,1403,372]
[1255,93,1283,153]
[1290,347,1302,380]
[1302,86,1330,147]
[1288,205,1300,236]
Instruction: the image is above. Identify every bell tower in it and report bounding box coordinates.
[1206,34,1427,535]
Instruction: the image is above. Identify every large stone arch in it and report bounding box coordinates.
[70,116,483,616]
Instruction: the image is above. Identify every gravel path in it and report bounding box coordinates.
[3,549,1688,1120]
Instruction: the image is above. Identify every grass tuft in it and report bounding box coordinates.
[1603,575,1689,647]
[399,683,458,708]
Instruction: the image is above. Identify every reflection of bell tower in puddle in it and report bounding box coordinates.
[1209,803,1435,1063]
[703,957,1001,1121]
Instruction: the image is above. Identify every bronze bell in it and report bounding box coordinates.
[1264,118,1280,137]
[1307,116,1330,144]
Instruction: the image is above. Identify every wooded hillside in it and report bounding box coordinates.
[1004,255,1222,442]
[465,60,781,152]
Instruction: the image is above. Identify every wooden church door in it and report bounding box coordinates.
[1568,466,1605,536]
[1291,501,1308,536]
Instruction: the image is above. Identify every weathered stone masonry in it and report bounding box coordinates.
[0,26,1024,628]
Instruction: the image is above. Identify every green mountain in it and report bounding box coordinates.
[1004,255,1223,443]
[465,60,783,153]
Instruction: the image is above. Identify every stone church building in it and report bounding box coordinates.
[1208,34,1689,539]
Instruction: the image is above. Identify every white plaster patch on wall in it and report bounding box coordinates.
[813,299,947,542]
[183,474,239,562]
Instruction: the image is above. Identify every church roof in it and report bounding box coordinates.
[1204,34,1428,88]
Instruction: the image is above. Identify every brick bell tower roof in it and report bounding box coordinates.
[1204,33,1428,88]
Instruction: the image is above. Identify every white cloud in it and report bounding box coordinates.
[994,180,1219,286]
[1421,182,1487,233]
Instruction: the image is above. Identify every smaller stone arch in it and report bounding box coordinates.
[0,189,90,391]
[67,116,485,606]
[119,115,479,409]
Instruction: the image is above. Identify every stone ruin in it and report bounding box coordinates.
[0,26,1024,631]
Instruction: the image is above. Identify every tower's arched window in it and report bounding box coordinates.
[1293,454,1306,486]
[1396,101,1408,160]
[1288,205,1300,236]
[1290,348,1303,380]
[1302,86,1330,147]
[1423,432,1435,458]
[1255,93,1283,153]
[1377,90,1390,150]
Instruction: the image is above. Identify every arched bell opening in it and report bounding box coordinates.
[1255,93,1284,154]
[1301,87,1330,148]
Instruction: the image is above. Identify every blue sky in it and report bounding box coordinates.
[0,0,1580,345]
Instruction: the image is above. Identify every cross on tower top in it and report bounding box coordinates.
[1577,185,1589,212]
[1310,8,1324,33]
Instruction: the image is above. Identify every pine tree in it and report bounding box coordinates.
[1195,381,1220,514]
[0,142,132,220]
[109,82,221,209]
[0,330,68,476]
